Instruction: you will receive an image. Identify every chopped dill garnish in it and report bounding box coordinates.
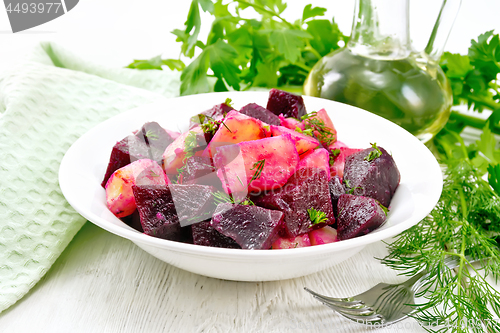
[250,159,265,183]
[212,191,254,206]
[300,111,336,146]
[145,129,159,140]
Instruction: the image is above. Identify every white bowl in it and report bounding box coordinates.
[59,91,442,281]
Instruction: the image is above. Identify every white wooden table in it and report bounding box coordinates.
[0,1,499,332]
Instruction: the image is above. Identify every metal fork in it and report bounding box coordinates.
[304,256,481,325]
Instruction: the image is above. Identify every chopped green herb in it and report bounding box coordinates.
[149,170,160,177]
[329,149,340,166]
[378,202,389,216]
[236,174,245,187]
[200,116,221,135]
[348,186,362,195]
[145,129,159,140]
[295,126,314,137]
[221,121,233,133]
[174,130,199,183]
[300,111,336,146]
[250,159,265,183]
[212,191,254,206]
[224,98,233,108]
[300,111,318,121]
[307,208,329,227]
[192,113,206,125]
[364,143,382,162]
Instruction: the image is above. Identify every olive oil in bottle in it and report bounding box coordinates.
[304,49,452,141]
[303,0,459,142]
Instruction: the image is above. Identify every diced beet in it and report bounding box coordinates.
[189,102,235,129]
[343,146,400,207]
[101,135,150,187]
[132,185,184,241]
[169,184,218,227]
[211,203,283,249]
[181,156,220,187]
[328,176,346,216]
[239,103,280,126]
[337,194,387,240]
[266,88,307,119]
[330,147,362,179]
[254,168,335,237]
[121,210,144,233]
[102,122,175,187]
[140,122,176,164]
[192,220,241,249]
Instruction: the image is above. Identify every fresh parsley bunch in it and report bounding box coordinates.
[127,0,346,95]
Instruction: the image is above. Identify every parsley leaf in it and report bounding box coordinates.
[307,208,328,226]
[364,143,382,162]
[269,29,313,64]
[301,4,327,22]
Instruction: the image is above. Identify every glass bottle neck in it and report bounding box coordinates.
[348,0,411,60]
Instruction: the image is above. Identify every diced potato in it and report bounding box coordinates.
[162,127,205,175]
[271,233,311,249]
[164,129,181,140]
[214,133,299,198]
[327,140,348,151]
[106,159,170,218]
[330,147,362,179]
[205,111,269,157]
[309,226,338,245]
[270,125,319,155]
[297,148,331,181]
[278,114,305,130]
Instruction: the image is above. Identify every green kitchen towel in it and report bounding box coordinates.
[0,42,180,313]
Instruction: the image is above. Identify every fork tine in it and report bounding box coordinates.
[338,312,385,324]
[303,287,364,308]
[327,305,385,323]
[317,300,375,316]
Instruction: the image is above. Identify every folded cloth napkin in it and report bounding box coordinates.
[0,42,180,313]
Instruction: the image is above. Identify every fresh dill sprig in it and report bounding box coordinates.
[307,208,328,227]
[212,191,254,206]
[382,160,500,332]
